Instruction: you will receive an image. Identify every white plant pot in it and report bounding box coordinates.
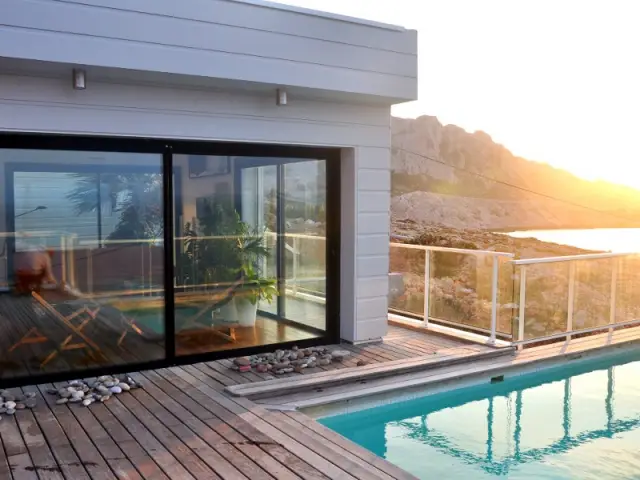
[234,297,258,327]
[218,299,238,324]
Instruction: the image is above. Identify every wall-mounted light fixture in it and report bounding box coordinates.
[72,69,86,90]
[276,88,287,106]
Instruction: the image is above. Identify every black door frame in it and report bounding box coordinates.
[0,133,341,388]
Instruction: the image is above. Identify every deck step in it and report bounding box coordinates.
[261,326,640,411]
[225,346,514,400]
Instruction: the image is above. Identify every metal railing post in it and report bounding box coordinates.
[489,255,499,345]
[423,250,430,325]
[88,247,94,295]
[69,235,77,289]
[609,257,618,332]
[292,236,299,294]
[60,235,67,286]
[148,242,153,296]
[517,265,527,350]
[567,261,576,341]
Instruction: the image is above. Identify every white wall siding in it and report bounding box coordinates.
[0,73,394,342]
[0,0,417,102]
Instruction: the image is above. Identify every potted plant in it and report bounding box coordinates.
[233,269,279,326]
[177,195,277,326]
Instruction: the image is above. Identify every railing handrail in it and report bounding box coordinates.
[390,242,514,258]
[0,231,71,238]
[511,251,637,265]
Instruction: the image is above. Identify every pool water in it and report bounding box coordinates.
[125,306,202,334]
[320,350,640,479]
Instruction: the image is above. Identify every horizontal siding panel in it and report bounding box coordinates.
[358,169,390,191]
[358,213,390,235]
[357,276,389,298]
[357,234,390,256]
[357,255,389,278]
[0,75,392,128]
[356,318,388,340]
[357,147,391,169]
[55,0,418,54]
[357,297,388,321]
[3,0,417,78]
[0,100,389,148]
[0,26,417,101]
[358,191,390,213]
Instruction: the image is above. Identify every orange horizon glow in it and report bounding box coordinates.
[275,0,640,190]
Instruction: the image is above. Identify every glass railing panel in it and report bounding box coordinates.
[614,255,640,323]
[429,251,511,334]
[518,262,570,340]
[389,244,427,318]
[572,257,614,331]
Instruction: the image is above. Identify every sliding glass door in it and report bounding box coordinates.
[236,159,328,331]
[1,149,166,380]
[172,155,330,356]
[0,135,339,385]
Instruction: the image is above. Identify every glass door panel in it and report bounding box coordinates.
[0,149,165,380]
[240,165,278,315]
[283,160,327,331]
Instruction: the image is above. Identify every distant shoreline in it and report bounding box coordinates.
[489,226,640,233]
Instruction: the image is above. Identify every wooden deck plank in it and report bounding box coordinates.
[21,385,92,480]
[168,367,363,480]
[0,413,13,480]
[61,386,142,480]
[103,393,215,480]
[284,412,418,480]
[87,402,170,480]
[0,388,38,480]
[0,324,506,480]
[160,365,322,479]
[39,383,118,480]
[226,347,509,399]
[97,393,196,480]
[127,371,264,480]
[272,328,640,409]
[13,389,65,480]
[162,367,333,480]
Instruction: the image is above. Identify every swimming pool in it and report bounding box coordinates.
[319,349,640,479]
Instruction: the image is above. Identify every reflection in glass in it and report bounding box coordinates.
[284,160,327,331]
[172,155,327,356]
[0,149,165,379]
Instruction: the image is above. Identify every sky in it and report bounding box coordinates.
[274,0,640,188]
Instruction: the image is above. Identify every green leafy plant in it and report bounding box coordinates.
[177,195,277,305]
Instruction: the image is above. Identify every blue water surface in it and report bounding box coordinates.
[320,350,640,479]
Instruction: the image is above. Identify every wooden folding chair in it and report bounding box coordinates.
[30,291,106,366]
[177,276,245,343]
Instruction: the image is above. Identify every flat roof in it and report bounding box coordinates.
[227,0,407,31]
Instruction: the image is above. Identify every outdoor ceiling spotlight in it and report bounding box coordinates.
[276,88,287,106]
[72,68,87,90]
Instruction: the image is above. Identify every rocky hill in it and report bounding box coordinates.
[391,116,640,230]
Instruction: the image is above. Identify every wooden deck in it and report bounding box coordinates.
[2,323,638,479]
[0,325,472,480]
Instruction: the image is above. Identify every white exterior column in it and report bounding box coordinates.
[340,141,391,343]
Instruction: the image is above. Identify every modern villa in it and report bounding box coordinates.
[0,0,417,383]
[1,2,640,479]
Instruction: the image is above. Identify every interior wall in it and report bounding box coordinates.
[173,154,234,228]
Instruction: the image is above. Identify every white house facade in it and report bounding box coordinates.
[0,0,417,383]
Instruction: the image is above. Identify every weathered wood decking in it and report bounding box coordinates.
[0,325,472,480]
[2,323,639,479]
